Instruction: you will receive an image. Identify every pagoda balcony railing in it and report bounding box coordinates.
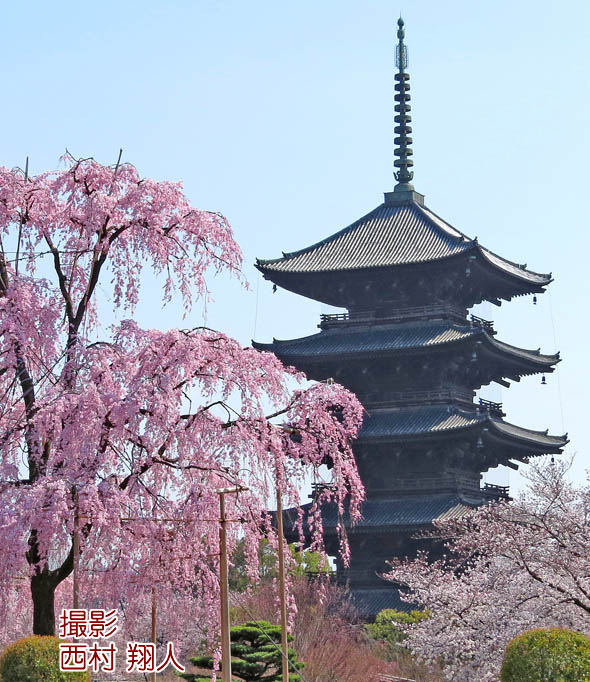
[310,482,336,498]
[319,304,495,333]
[482,482,511,500]
[334,567,381,584]
[470,314,495,333]
[363,387,474,408]
[369,473,481,495]
[477,398,505,417]
[319,303,468,328]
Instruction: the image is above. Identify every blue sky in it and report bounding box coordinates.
[2,0,588,492]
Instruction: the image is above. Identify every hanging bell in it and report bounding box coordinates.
[541,375,546,385]
[465,265,471,277]
[476,436,484,449]
[533,295,537,305]
[471,350,477,363]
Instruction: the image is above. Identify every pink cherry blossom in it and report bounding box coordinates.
[0,154,364,642]
[386,459,589,682]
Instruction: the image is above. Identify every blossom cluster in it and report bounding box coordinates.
[0,155,364,642]
[387,459,589,682]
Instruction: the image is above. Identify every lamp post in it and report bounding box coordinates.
[151,587,157,682]
[72,488,80,610]
[215,486,249,682]
[276,486,289,682]
[71,481,91,611]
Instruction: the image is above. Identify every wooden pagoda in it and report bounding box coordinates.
[254,18,567,617]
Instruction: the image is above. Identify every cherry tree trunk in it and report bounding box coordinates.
[30,573,57,636]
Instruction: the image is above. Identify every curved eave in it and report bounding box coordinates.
[487,419,568,451]
[420,204,552,288]
[253,326,560,377]
[477,245,552,287]
[252,323,477,358]
[486,335,560,372]
[358,407,568,454]
[255,200,552,295]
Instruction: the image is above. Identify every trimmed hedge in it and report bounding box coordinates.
[0,636,90,682]
[501,628,590,682]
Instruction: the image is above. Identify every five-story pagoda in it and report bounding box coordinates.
[254,19,567,617]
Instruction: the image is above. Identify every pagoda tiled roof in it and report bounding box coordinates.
[254,321,474,355]
[281,494,479,549]
[256,201,551,285]
[281,494,480,564]
[362,405,483,437]
[350,588,415,616]
[360,405,568,450]
[253,321,559,369]
[310,494,480,529]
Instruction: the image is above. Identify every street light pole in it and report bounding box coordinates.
[151,587,157,682]
[276,486,289,682]
[216,486,248,682]
[219,491,231,682]
[73,488,80,610]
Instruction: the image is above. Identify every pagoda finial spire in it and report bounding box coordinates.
[393,16,414,191]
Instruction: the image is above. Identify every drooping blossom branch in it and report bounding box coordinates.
[0,155,364,641]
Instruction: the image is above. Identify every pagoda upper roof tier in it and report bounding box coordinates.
[253,320,560,382]
[255,320,475,355]
[255,199,551,307]
[360,404,567,454]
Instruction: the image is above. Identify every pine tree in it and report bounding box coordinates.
[182,620,304,682]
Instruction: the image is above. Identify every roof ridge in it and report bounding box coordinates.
[256,202,393,265]
[418,203,552,281]
[415,202,474,243]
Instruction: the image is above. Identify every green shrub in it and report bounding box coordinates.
[0,636,90,682]
[366,608,429,650]
[181,620,304,682]
[501,628,590,682]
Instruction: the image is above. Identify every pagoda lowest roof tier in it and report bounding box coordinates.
[360,404,567,453]
[253,320,559,377]
[347,588,415,618]
[255,198,551,305]
[283,493,480,535]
